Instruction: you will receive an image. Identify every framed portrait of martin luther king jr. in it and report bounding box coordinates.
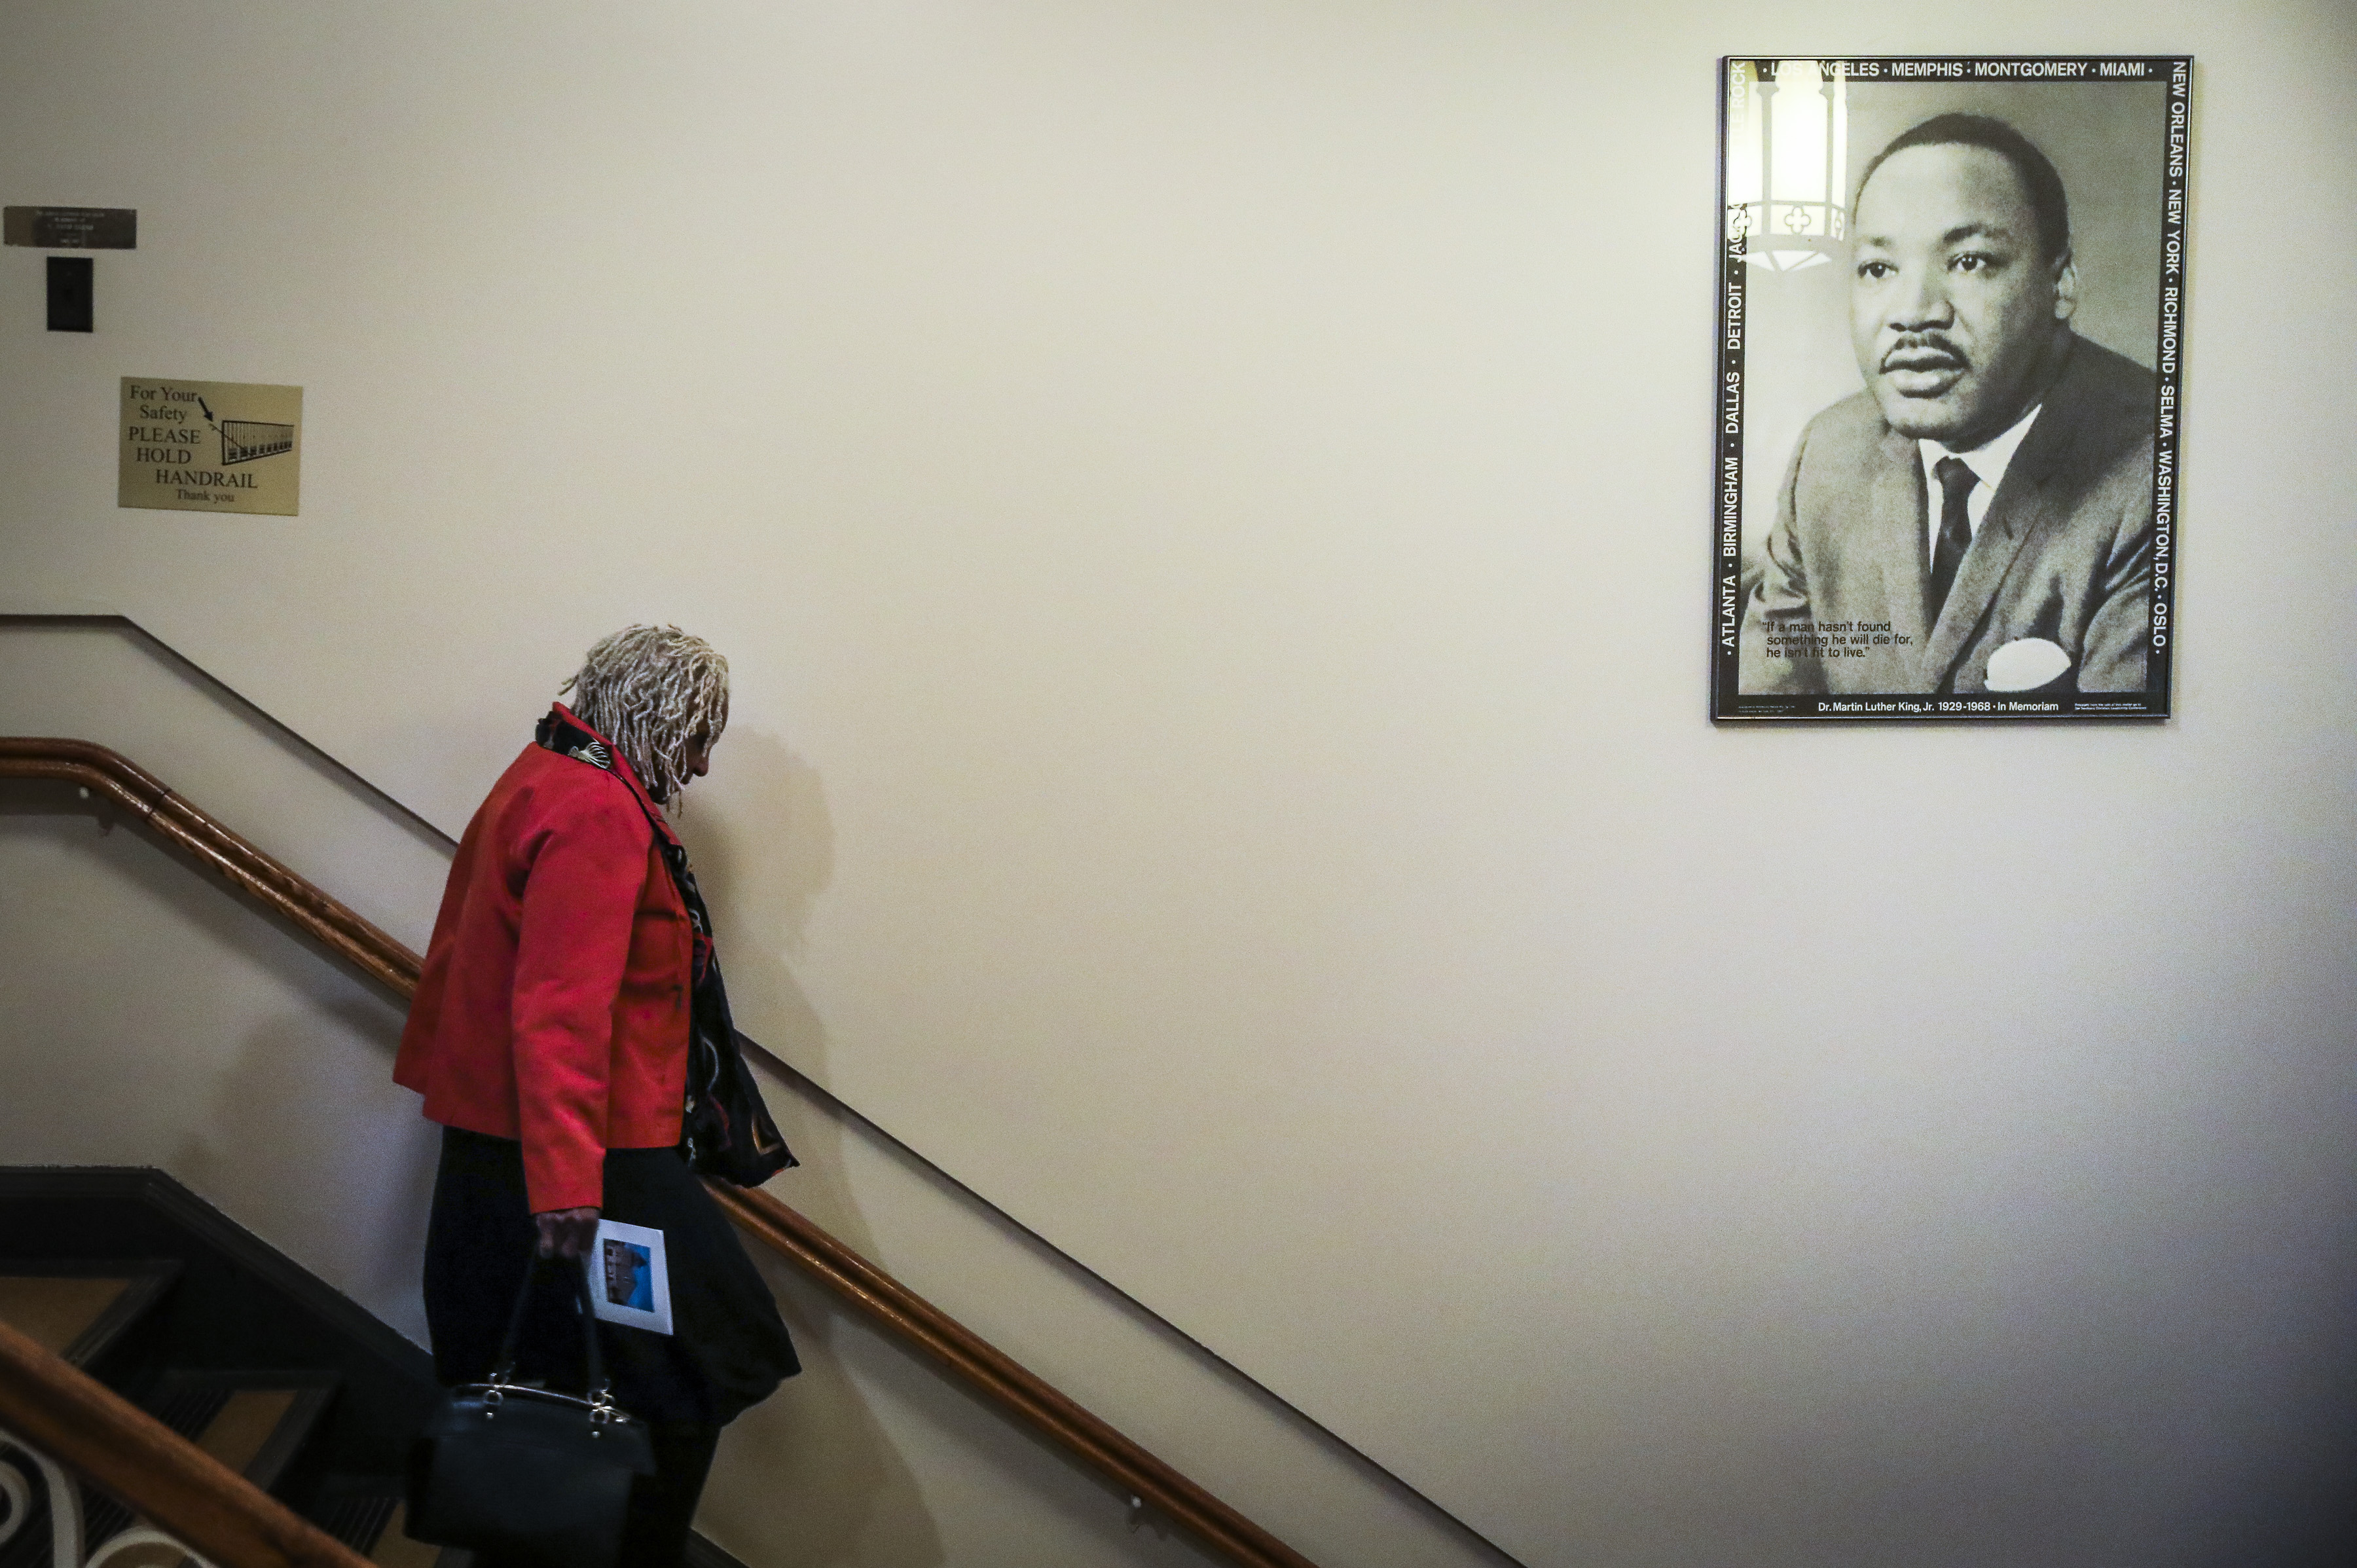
[1711,57,2190,721]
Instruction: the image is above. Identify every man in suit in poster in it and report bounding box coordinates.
[1738,113,2156,696]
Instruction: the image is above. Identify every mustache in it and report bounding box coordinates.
[1880,333,1968,373]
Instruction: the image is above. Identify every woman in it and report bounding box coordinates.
[396,625,797,1565]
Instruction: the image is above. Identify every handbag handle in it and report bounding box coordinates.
[488,1247,610,1400]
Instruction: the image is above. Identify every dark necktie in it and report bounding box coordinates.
[1927,456,1979,623]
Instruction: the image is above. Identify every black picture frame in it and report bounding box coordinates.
[1711,56,2190,721]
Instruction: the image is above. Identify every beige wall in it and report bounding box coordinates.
[0,620,1503,1567]
[5,4,2355,1564]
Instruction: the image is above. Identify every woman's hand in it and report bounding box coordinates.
[534,1205,601,1258]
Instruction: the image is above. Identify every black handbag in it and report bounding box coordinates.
[534,708,797,1188]
[407,1254,658,1568]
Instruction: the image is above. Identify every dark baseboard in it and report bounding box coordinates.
[0,1164,439,1476]
[134,1166,436,1379]
[684,1531,753,1568]
[0,1165,753,1565]
[0,1164,437,1373]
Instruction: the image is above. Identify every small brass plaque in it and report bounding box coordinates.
[6,206,136,248]
[119,378,302,517]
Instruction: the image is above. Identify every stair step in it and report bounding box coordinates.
[146,1370,339,1495]
[0,1261,179,1365]
[1,1172,441,1485]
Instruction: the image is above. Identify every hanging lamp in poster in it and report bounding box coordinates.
[1711,56,2189,721]
[119,376,302,517]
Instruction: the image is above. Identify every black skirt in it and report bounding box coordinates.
[422,1127,799,1425]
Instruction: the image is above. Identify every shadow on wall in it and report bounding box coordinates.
[685,725,837,1036]
[678,728,947,1563]
[704,1252,950,1567]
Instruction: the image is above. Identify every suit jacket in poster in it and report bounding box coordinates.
[1738,335,2157,696]
[395,705,693,1213]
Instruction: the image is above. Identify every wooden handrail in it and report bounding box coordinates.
[0,737,1323,1568]
[0,738,420,997]
[0,1317,371,1568]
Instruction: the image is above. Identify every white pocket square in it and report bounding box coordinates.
[1984,636,2072,692]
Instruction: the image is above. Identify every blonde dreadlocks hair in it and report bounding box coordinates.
[560,625,730,807]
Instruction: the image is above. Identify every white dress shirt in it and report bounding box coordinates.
[1918,403,2043,555]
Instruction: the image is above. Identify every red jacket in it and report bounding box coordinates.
[395,706,692,1212]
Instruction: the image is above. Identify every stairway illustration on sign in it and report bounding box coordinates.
[217,422,293,466]
[193,397,293,466]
